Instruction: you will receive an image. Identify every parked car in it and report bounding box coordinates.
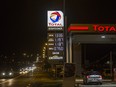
[83,70,102,85]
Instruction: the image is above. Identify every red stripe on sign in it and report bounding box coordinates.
[68,26,89,32]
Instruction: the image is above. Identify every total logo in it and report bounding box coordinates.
[47,11,64,27]
[50,12,61,23]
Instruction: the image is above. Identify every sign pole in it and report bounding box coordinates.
[110,51,113,81]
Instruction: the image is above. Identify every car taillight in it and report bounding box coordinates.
[99,76,102,78]
[87,75,90,78]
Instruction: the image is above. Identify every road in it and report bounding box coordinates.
[0,69,115,87]
[76,80,116,87]
[0,70,39,87]
[0,69,62,87]
[78,83,116,87]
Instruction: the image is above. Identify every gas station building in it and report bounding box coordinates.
[67,24,116,76]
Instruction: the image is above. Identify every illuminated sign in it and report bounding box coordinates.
[68,24,116,33]
[47,11,64,27]
[53,47,63,51]
[48,38,54,42]
[47,10,64,63]
[48,34,54,37]
[49,56,63,60]
[49,48,54,50]
[93,25,116,32]
[48,43,54,46]
[55,42,63,46]
[55,33,63,37]
[48,27,63,31]
[48,33,64,60]
[52,52,59,54]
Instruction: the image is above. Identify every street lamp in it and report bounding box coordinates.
[23,53,26,56]
[45,43,47,46]
[42,43,48,59]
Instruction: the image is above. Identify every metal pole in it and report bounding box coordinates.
[69,34,72,63]
[110,51,113,80]
[63,0,67,63]
[63,0,65,15]
[84,44,86,66]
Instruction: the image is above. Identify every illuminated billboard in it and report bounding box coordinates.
[47,10,64,64]
[48,33,64,60]
[68,24,116,33]
[47,11,64,27]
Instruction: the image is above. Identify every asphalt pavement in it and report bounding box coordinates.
[0,68,115,87]
[0,68,63,87]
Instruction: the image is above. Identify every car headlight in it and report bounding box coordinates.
[9,72,13,75]
[2,72,5,76]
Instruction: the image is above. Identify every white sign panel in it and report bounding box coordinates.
[47,11,64,27]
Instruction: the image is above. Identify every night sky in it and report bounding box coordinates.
[1,0,116,55]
